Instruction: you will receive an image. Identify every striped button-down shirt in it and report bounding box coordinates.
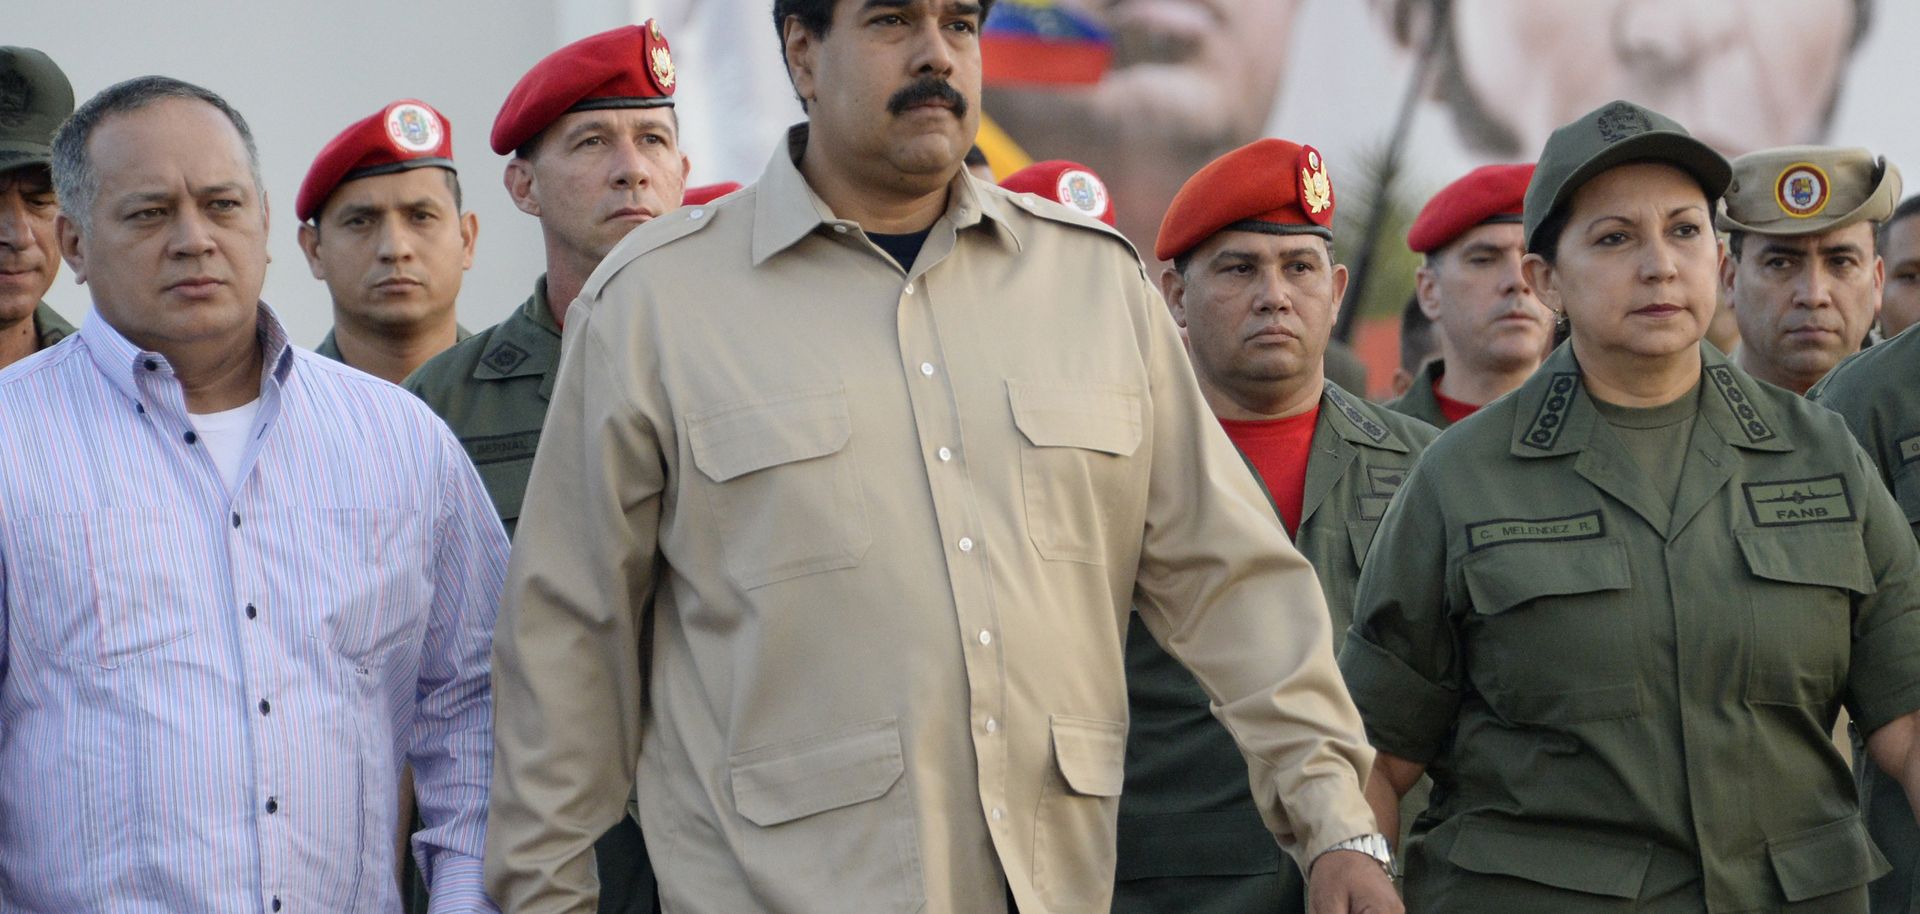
[0,307,507,913]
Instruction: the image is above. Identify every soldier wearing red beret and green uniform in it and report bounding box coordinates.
[297,99,475,384]
[404,20,692,914]
[1387,164,1553,430]
[1115,138,1423,913]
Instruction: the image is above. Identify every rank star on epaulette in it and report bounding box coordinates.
[1523,373,1579,450]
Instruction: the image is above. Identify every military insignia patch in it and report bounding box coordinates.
[1706,365,1776,444]
[1326,386,1386,442]
[1297,144,1334,225]
[1899,434,1920,465]
[462,429,542,466]
[1467,510,1605,551]
[481,341,531,375]
[1521,373,1579,450]
[1055,168,1110,220]
[1365,465,1407,496]
[0,69,29,129]
[1356,494,1393,522]
[1595,102,1651,142]
[1743,474,1854,526]
[650,45,676,93]
[1774,162,1830,219]
[385,102,442,154]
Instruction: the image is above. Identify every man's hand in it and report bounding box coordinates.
[1308,849,1403,914]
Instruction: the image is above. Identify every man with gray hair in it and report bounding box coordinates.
[0,76,508,912]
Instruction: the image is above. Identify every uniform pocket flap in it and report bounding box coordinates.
[1051,715,1127,797]
[1464,539,1631,615]
[731,718,906,827]
[1738,527,1875,595]
[1008,381,1143,456]
[1447,820,1651,898]
[689,388,852,483]
[1767,816,1890,902]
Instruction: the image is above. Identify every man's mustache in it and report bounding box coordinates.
[886,78,969,118]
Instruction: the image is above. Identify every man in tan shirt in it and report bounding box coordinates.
[484,2,1396,912]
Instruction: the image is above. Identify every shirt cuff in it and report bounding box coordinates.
[425,853,501,914]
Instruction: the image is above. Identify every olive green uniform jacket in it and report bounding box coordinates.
[1342,342,1920,913]
[1115,383,1436,914]
[31,302,73,351]
[1384,358,1453,430]
[402,280,657,914]
[1812,331,1920,914]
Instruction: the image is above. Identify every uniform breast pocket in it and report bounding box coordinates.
[304,507,427,668]
[688,387,872,590]
[1008,380,1145,564]
[9,513,200,669]
[1737,527,1868,707]
[1462,539,1639,724]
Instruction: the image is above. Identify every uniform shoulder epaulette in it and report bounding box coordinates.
[1324,383,1390,444]
[996,186,1141,254]
[1704,363,1777,445]
[1521,372,1580,450]
[581,195,735,301]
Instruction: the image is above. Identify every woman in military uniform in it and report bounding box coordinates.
[1339,100,1920,911]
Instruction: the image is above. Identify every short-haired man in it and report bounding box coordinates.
[1117,138,1434,914]
[298,99,477,384]
[483,1,1399,911]
[1391,293,1437,398]
[1719,145,1901,394]
[0,46,77,371]
[0,76,506,912]
[405,21,688,914]
[1387,164,1551,429]
[1876,195,1920,339]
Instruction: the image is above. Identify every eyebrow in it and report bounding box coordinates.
[1583,204,1707,233]
[1755,239,1867,259]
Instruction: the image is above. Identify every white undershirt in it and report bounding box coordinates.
[188,398,262,491]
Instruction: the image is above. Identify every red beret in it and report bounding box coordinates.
[682,182,742,206]
[1406,163,1534,253]
[1155,138,1335,262]
[297,99,455,224]
[490,20,677,156]
[999,160,1115,226]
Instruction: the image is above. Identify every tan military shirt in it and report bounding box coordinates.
[485,126,1376,914]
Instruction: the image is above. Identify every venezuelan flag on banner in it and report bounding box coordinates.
[982,0,1113,86]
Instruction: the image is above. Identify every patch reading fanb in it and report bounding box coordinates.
[1365,465,1407,496]
[1521,373,1579,450]
[1899,434,1920,465]
[1326,386,1388,442]
[1466,510,1604,551]
[481,341,531,375]
[1706,365,1776,444]
[1743,474,1855,526]
[462,429,542,466]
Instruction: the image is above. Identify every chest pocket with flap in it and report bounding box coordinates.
[1009,380,1145,564]
[1462,537,1638,724]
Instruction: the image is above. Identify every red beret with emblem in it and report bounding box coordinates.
[297,99,455,224]
[1406,163,1535,253]
[490,20,677,156]
[1155,138,1335,262]
[681,182,742,206]
[1000,160,1116,226]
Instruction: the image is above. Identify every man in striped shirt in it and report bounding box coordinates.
[0,76,508,912]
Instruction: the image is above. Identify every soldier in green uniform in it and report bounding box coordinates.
[1342,99,1920,912]
[0,46,76,371]
[1387,164,1551,429]
[295,98,477,383]
[1114,137,1414,912]
[402,22,689,914]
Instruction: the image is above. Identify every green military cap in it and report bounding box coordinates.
[0,47,74,172]
[1523,99,1732,253]
[1716,145,1902,236]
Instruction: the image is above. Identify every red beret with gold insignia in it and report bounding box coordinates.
[681,182,742,206]
[1155,138,1335,262]
[1000,160,1116,226]
[297,99,455,224]
[1406,163,1535,253]
[490,20,677,156]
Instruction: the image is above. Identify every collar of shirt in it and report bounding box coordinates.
[750,122,1023,267]
[78,302,296,419]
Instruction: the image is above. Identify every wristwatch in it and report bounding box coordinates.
[1318,832,1396,878]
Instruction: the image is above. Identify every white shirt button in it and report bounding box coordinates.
[985,717,999,734]
[991,807,1005,821]
[689,208,704,220]
[920,362,935,377]
[937,447,952,462]
[833,224,849,233]
[904,282,915,295]
[978,629,992,646]
[958,537,974,553]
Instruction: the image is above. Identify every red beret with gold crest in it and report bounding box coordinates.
[297,99,455,224]
[1406,163,1534,253]
[490,20,677,156]
[1155,138,1335,262]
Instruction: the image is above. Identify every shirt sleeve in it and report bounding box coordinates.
[1126,270,1377,866]
[484,301,664,911]
[1338,462,1467,763]
[410,425,511,911]
[1844,445,1920,733]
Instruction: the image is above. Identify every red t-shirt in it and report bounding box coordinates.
[1217,405,1321,536]
[1433,378,1480,425]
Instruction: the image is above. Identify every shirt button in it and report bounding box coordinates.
[258,699,271,716]
[271,898,281,912]
[833,224,849,234]
[231,513,242,528]
[904,282,915,295]
[245,603,257,620]
[689,208,704,220]
[183,430,198,444]
[265,797,278,814]
[958,537,974,553]
[135,403,145,414]
[978,629,992,646]
[985,717,999,733]
[937,446,952,462]
[991,807,1004,821]
[143,359,159,371]
[919,362,935,377]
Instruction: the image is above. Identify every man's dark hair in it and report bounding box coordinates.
[52,75,262,234]
[1399,292,1436,375]
[772,0,998,109]
[1876,194,1920,251]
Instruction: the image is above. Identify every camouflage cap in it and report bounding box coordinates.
[1716,145,1901,236]
[0,47,75,171]
[1523,100,1731,254]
